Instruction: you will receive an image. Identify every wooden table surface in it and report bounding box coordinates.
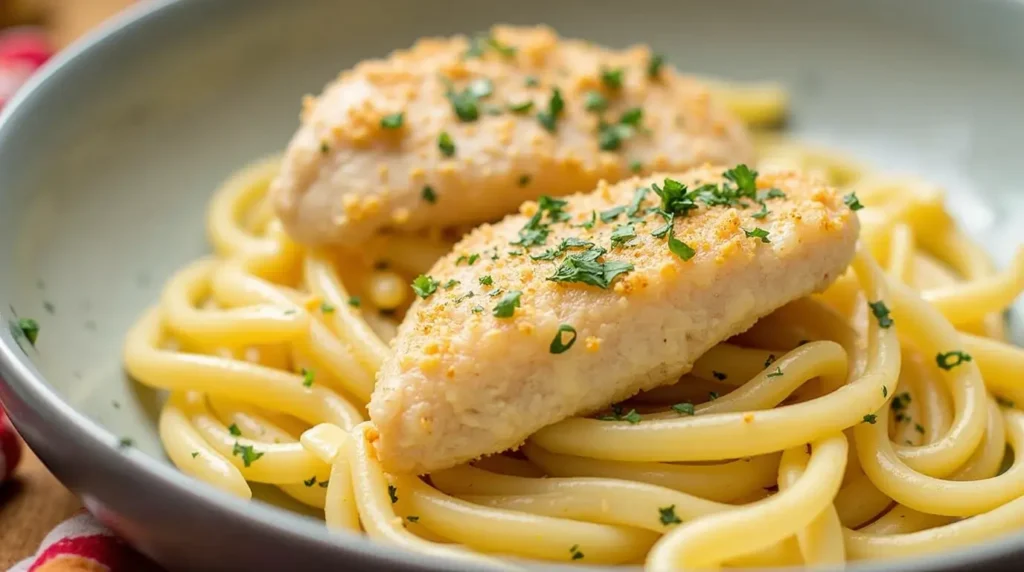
[0,0,135,568]
[0,446,82,568]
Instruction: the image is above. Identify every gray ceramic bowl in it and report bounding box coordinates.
[1,0,1023,570]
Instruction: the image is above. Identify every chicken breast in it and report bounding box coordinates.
[369,165,860,474]
[271,25,753,247]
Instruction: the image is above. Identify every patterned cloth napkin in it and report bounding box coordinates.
[1,28,156,572]
[2,408,152,572]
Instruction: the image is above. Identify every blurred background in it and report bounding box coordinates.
[0,3,135,568]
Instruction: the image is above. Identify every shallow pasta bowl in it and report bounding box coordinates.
[1,0,1024,570]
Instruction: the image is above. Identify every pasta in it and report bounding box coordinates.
[121,81,1024,569]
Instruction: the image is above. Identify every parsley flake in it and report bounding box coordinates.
[388,484,398,504]
[518,174,531,186]
[671,402,695,416]
[407,516,420,523]
[630,159,643,173]
[479,275,493,286]
[548,247,633,289]
[844,193,864,211]
[936,351,972,370]
[610,223,637,247]
[320,302,335,314]
[600,206,626,222]
[537,87,565,132]
[570,545,584,560]
[411,275,440,299]
[438,132,456,156]
[228,423,242,437]
[996,396,1015,408]
[601,67,624,89]
[869,301,893,328]
[863,414,877,424]
[599,404,641,424]
[493,290,522,318]
[743,227,771,243]
[767,367,783,378]
[232,443,264,467]
[18,318,39,345]
[508,100,534,113]
[304,476,317,487]
[712,371,727,381]
[302,368,315,388]
[550,324,578,354]
[668,236,695,261]
[584,91,608,112]
[380,112,404,129]
[348,296,361,308]
[659,505,682,526]
[422,185,437,204]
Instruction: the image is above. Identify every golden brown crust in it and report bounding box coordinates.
[272,26,753,246]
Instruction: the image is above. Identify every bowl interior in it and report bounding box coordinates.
[1,0,1023,568]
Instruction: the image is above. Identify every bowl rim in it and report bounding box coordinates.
[0,0,1023,570]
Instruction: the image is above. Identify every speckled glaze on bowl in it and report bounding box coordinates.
[1,0,1023,570]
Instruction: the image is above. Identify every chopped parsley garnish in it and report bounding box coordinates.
[448,91,479,122]
[550,324,578,354]
[319,142,329,154]
[620,107,643,126]
[548,247,633,289]
[626,187,649,218]
[304,476,317,487]
[443,279,460,290]
[407,516,420,523]
[648,54,665,78]
[380,112,404,129]
[191,451,200,459]
[319,480,329,488]
[600,206,626,222]
[411,275,440,299]
[765,188,786,199]
[743,227,771,243]
[468,253,481,265]
[348,296,361,307]
[862,414,877,424]
[882,386,888,398]
[844,192,864,211]
[997,396,1015,408]
[668,236,695,261]
[869,301,893,328]
[420,185,438,204]
[570,545,584,560]
[18,318,39,345]
[671,402,695,416]
[492,290,522,318]
[438,131,456,156]
[525,75,539,87]
[936,351,972,370]
[891,392,912,411]
[610,223,636,247]
[388,484,398,504]
[302,368,315,387]
[518,174,531,186]
[915,423,925,434]
[767,367,783,378]
[708,391,720,401]
[630,159,643,173]
[453,291,475,304]
[723,164,758,196]
[601,67,624,89]
[577,210,597,230]
[659,505,682,526]
[765,355,777,367]
[537,87,565,132]
[712,371,727,381]
[508,100,534,113]
[584,91,608,112]
[599,404,641,424]
[751,202,770,219]
[232,443,264,467]
[511,195,569,247]
[471,305,484,314]
[320,302,335,314]
[465,34,517,59]
[228,423,242,437]
[118,437,134,449]
[479,275,493,286]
